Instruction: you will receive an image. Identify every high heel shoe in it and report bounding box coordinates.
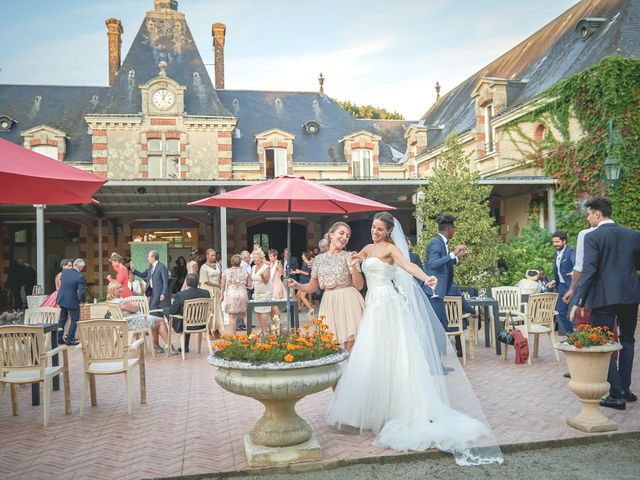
[154,344,166,354]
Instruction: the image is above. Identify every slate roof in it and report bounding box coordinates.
[216,90,410,164]
[0,85,108,163]
[419,0,639,153]
[98,11,231,117]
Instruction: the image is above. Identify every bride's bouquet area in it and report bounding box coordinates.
[563,324,616,348]
[213,316,341,363]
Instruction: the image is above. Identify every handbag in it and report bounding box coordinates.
[497,329,514,345]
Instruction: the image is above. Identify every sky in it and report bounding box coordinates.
[0,0,579,119]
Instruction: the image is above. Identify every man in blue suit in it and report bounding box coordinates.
[546,231,576,334]
[571,197,640,410]
[132,250,169,310]
[56,258,86,346]
[425,214,468,355]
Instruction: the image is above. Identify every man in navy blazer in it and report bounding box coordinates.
[546,231,576,334]
[132,250,169,310]
[424,215,467,355]
[56,258,86,346]
[571,197,640,410]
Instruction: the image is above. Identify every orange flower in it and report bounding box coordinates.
[284,354,294,363]
[575,342,584,348]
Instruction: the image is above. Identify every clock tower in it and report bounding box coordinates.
[139,61,186,116]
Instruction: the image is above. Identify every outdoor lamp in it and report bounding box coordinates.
[603,153,621,183]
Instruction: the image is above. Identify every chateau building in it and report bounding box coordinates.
[0,0,637,298]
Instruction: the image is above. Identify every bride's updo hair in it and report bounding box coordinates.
[373,212,395,241]
[325,221,351,242]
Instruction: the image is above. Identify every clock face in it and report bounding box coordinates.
[152,89,175,110]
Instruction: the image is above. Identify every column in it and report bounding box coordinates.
[98,219,104,299]
[547,186,556,233]
[35,204,46,289]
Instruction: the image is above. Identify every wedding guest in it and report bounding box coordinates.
[238,250,252,330]
[318,238,329,254]
[268,249,287,317]
[182,252,200,291]
[164,273,210,354]
[107,281,168,354]
[249,249,271,333]
[546,231,576,334]
[293,251,315,315]
[199,249,225,336]
[23,262,37,298]
[172,256,187,292]
[56,258,86,346]
[289,222,365,352]
[107,252,132,298]
[41,258,72,307]
[516,270,542,295]
[131,250,169,310]
[220,254,249,335]
[127,270,145,296]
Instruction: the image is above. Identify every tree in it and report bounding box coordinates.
[497,218,555,286]
[415,133,499,288]
[335,99,405,120]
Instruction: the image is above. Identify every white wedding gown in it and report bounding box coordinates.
[327,255,503,465]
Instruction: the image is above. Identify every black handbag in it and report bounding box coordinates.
[497,330,515,345]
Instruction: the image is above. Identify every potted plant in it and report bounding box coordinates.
[554,324,621,432]
[208,316,348,466]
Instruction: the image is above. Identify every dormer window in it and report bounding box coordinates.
[32,145,59,160]
[485,104,495,153]
[352,148,373,179]
[265,147,287,178]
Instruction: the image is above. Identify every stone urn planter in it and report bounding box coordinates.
[554,342,622,433]
[209,350,348,467]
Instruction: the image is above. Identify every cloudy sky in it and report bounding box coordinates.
[1,0,578,119]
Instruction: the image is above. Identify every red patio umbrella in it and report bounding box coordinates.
[0,137,106,289]
[189,175,394,325]
[0,137,105,204]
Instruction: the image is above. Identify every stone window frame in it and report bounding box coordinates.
[255,128,295,179]
[20,124,67,161]
[143,131,182,179]
[340,130,382,179]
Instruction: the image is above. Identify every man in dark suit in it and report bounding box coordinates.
[56,258,86,346]
[546,231,576,334]
[571,197,640,410]
[164,273,210,353]
[283,248,299,282]
[425,214,467,356]
[406,236,424,286]
[132,250,169,310]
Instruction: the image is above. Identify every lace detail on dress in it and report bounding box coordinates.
[312,251,353,290]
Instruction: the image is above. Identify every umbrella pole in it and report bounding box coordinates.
[35,204,46,291]
[286,216,293,330]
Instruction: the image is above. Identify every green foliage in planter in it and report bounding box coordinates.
[497,218,555,286]
[415,133,500,288]
[503,56,640,238]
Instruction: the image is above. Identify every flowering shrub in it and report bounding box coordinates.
[565,324,616,349]
[213,316,341,363]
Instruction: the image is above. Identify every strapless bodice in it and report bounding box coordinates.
[362,257,396,289]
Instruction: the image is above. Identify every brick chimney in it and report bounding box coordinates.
[105,18,123,86]
[212,22,226,90]
[154,0,178,10]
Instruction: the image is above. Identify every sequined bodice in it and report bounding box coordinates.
[312,251,353,290]
[362,257,396,289]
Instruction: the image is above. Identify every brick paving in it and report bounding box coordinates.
[1,316,639,480]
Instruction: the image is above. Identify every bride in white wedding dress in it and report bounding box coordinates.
[327,212,503,466]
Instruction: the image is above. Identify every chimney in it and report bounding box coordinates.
[105,18,123,86]
[212,22,226,89]
[154,0,178,11]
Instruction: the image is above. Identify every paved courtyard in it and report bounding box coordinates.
[1,316,639,480]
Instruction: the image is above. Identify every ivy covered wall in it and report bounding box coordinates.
[505,56,640,238]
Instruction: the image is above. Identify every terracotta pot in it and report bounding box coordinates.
[554,342,622,433]
[209,351,347,447]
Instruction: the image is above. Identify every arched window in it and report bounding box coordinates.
[533,123,546,142]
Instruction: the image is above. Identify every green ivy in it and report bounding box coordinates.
[503,56,640,238]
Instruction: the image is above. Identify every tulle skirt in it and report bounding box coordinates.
[318,286,365,344]
[327,283,491,458]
